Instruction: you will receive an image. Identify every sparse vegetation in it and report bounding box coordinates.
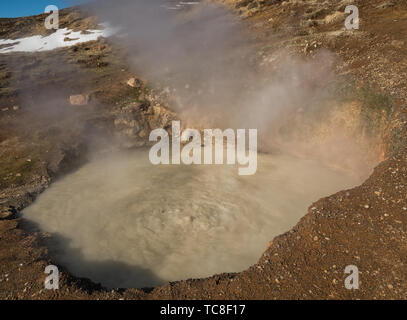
[357,85,393,130]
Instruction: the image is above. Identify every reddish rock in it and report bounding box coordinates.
[69,94,90,106]
[127,77,142,88]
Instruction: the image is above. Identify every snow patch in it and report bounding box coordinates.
[0,24,117,53]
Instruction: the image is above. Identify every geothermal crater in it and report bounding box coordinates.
[23,149,361,288]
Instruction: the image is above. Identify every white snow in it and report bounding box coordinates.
[0,24,117,54]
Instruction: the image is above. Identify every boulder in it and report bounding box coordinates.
[127,77,143,88]
[70,94,90,106]
[0,206,17,220]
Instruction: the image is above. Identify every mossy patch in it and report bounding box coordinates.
[357,85,393,132]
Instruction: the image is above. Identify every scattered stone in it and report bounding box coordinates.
[0,209,14,219]
[391,40,405,49]
[324,11,345,24]
[138,129,147,138]
[69,94,90,106]
[153,106,162,117]
[127,77,142,88]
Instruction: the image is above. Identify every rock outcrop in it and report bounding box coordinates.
[69,94,90,106]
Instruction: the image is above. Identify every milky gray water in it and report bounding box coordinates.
[23,150,360,288]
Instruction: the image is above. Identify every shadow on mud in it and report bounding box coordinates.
[20,219,164,290]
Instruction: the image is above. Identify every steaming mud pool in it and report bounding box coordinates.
[23,150,361,288]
